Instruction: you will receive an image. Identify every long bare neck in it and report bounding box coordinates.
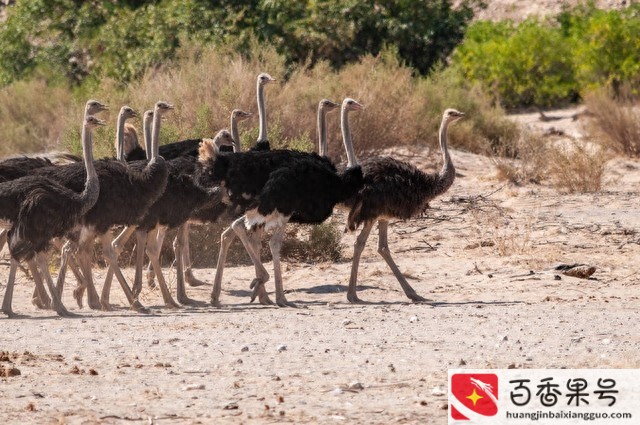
[257,81,267,141]
[143,116,153,159]
[341,108,358,167]
[116,112,126,161]
[318,108,328,157]
[231,116,242,153]
[79,124,99,215]
[435,118,455,196]
[151,112,161,161]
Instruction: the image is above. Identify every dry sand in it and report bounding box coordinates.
[1,108,640,424]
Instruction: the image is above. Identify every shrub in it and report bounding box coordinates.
[453,19,578,108]
[584,88,640,157]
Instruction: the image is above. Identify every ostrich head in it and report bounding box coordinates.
[85,99,108,116]
[119,105,138,120]
[257,73,276,86]
[232,109,252,122]
[443,108,465,124]
[342,98,364,112]
[319,99,339,113]
[155,101,175,117]
[85,115,107,129]
[200,130,234,158]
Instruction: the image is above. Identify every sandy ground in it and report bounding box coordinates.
[1,109,640,424]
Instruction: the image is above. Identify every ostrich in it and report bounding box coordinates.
[208,98,343,306]
[121,109,153,161]
[343,108,464,303]
[200,100,364,307]
[0,115,104,317]
[47,101,172,312]
[58,104,138,308]
[0,99,108,307]
[102,130,235,309]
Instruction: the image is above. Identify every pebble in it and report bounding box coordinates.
[241,345,249,352]
[409,316,418,323]
[431,386,445,396]
[348,382,364,391]
[277,344,287,352]
[183,384,205,391]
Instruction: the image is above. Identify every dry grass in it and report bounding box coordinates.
[584,88,640,158]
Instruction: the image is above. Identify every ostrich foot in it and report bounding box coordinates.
[32,294,51,310]
[100,301,114,312]
[131,281,143,298]
[1,308,17,318]
[347,292,365,304]
[409,294,429,303]
[86,292,101,310]
[130,300,150,314]
[184,269,207,287]
[73,287,85,309]
[163,298,181,309]
[177,294,206,307]
[249,279,273,304]
[56,306,80,318]
[275,295,297,308]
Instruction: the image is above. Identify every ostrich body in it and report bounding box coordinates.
[0,115,104,317]
[52,101,172,312]
[199,100,364,307]
[343,108,464,303]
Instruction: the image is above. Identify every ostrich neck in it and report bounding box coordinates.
[318,109,328,157]
[231,116,242,153]
[435,119,455,196]
[257,82,267,141]
[116,112,126,161]
[341,108,358,167]
[143,116,153,159]
[151,112,161,161]
[79,124,99,216]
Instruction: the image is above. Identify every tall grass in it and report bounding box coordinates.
[8,42,518,163]
[584,88,640,157]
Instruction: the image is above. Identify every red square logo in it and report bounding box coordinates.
[450,373,499,420]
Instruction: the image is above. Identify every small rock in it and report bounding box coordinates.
[554,275,562,280]
[151,340,159,345]
[277,344,287,352]
[183,384,206,391]
[459,359,466,366]
[432,386,445,396]
[342,319,352,326]
[330,387,343,396]
[388,363,396,373]
[241,345,249,352]
[223,402,239,410]
[348,381,364,391]
[501,335,508,342]
[419,400,428,406]
[409,316,418,323]
[602,338,611,345]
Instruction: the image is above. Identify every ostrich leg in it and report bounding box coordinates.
[73,237,102,310]
[146,227,165,289]
[181,223,206,287]
[102,225,138,298]
[133,228,155,297]
[347,220,375,303]
[268,225,295,308]
[377,219,427,302]
[0,229,6,253]
[1,260,19,317]
[98,233,148,313]
[173,224,205,306]
[212,217,272,307]
[28,258,74,317]
[144,229,180,308]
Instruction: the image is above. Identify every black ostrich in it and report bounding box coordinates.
[47,101,172,312]
[0,115,105,317]
[209,98,341,306]
[144,108,252,290]
[343,108,464,303]
[100,130,235,309]
[103,109,251,305]
[0,100,109,308]
[197,100,364,307]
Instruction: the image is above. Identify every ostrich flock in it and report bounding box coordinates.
[0,73,464,318]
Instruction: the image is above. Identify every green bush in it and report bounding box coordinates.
[453,19,578,108]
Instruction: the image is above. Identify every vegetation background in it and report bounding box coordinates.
[0,0,638,265]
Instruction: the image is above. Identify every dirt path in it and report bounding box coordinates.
[1,138,639,423]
